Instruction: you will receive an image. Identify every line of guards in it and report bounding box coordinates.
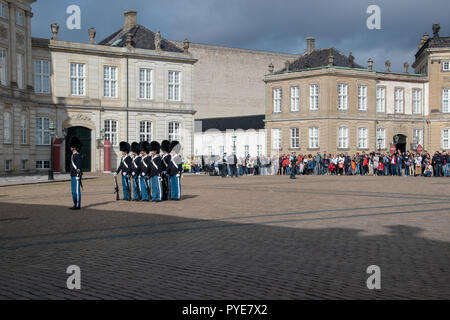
[113,140,183,202]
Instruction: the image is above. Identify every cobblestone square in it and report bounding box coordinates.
[0,175,449,299]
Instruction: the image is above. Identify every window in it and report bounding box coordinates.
[207,145,213,156]
[273,88,282,113]
[168,122,181,142]
[358,127,368,149]
[139,121,152,142]
[309,84,319,110]
[4,111,11,144]
[413,129,423,146]
[412,89,422,114]
[309,127,319,149]
[139,68,152,99]
[36,117,51,145]
[70,63,85,95]
[337,84,348,110]
[103,66,117,98]
[290,128,299,149]
[376,87,385,112]
[358,85,367,111]
[338,126,348,149]
[377,128,386,150]
[34,60,50,93]
[244,145,249,156]
[443,61,450,71]
[443,89,449,113]
[290,86,299,111]
[104,120,118,146]
[4,160,12,171]
[16,9,23,26]
[257,145,262,156]
[36,160,50,170]
[272,129,281,150]
[21,113,27,144]
[0,48,7,85]
[443,129,449,149]
[17,53,24,89]
[21,159,27,170]
[394,88,404,113]
[168,71,180,101]
[0,3,7,18]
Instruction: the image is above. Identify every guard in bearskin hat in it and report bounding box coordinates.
[160,140,171,200]
[168,140,183,200]
[113,141,132,201]
[149,141,162,201]
[130,142,142,201]
[139,141,151,201]
[69,137,83,210]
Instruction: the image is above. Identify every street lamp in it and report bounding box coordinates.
[48,120,56,180]
[377,137,383,153]
[231,132,237,155]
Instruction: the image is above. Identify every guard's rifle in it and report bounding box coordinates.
[114,175,120,201]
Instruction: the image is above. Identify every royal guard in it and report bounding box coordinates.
[69,137,83,210]
[168,140,183,200]
[114,141,132,201]
[130,142,142,201]
[139,141,151,201]
[160,140,171,201]
[149,141,162,202]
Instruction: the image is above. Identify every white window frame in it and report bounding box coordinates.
[357,127,368,149]
[4,159,12,171]
[443,61,450,71]
[103,66,118,98]
[0,3,7,19]
[338,126,349,149]
[376,87,386,113]
[358,85,368,111]
[35,117,51,145]
[70,63,85,96]
[168,70,181,101]
[17,53,24,89]
[21,159,27,170]
[139,120,152,142]
[257,145,262,156]
[412,89,422,114]
[20,113,27,144]
[309,127,319,149]
[0,48,7,86]
[290,86,300,112]
[272,128,281,150]
[337,84,348,110]
[394,88,404,113]
[443,89,449,113]
[309,84,319,110]
[273,88,282,113]
[104,119,118,146]
[4,110,11,144]
[168,121,181,142]
[34,60,51,94]
[290,127,299,149]
[244,145,249,155]
[15,9,23,26]
[139,68,152,100]
[36,160,50,170]
[413,129,423,146]
[377,128,386,150]
[443,129,449,150]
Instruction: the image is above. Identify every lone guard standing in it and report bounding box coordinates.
[69,137,83,210]
[114,141,132,201]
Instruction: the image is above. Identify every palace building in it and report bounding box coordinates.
[264,30,449,156]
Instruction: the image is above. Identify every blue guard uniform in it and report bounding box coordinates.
[130,142,142,201]
[69,137,83,210]
[149,141,162,202]
[115,142,132,201]
[160,140,172,201]
[139,141,151,201]
[168,140,183,200]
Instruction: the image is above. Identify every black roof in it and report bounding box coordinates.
[198,115,265,132]
[279,48,363,72]
[98,24,184,53]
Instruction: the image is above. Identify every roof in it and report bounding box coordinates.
[197,115,265,132]
[98,24,184,53]
[415,36,450,59]
[279,48,363,72]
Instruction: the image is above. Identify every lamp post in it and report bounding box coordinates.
[232,132,237,155]
[377,137,383,153]
[48,120,56,180]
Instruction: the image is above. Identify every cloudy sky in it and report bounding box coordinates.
[31,0,449,72]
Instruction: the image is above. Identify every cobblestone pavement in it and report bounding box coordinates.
[0,175,449,299]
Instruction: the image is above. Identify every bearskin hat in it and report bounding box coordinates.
[140,141,150,154]
[161,140,171,153]
[170,140,181,153]
[69,137,82,152]
[131,142,140,154]
[119,141,130,153]
[150,141,160,153]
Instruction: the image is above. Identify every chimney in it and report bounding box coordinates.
[124,10,137,30]
[306,37,315,53]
